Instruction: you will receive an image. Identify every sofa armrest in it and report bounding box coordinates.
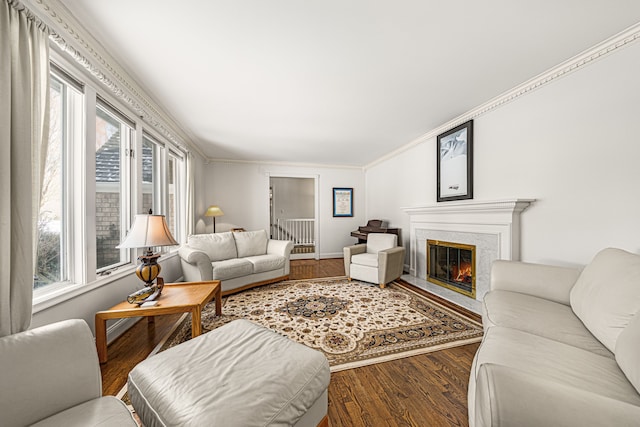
[267,239,294,257]
[178,245,213,281]
[0,319,103,426]
[490,260,581,305]
[344,244,366,277]
[267,239,294,275]
[474,363,640,427]
[378,247,406,285]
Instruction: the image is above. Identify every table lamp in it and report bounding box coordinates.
[117,210,178,304]
[205,205,224,233]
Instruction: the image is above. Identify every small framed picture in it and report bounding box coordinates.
[437,120,473,202]
[333,187,353,217]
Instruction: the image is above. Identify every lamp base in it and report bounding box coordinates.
[136,252,162,284]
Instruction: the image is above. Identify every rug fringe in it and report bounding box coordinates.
[330,336,483,372]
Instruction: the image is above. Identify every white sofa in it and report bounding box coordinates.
[0,319,137,427]
[469,248,640,426]
[179,230,293,295]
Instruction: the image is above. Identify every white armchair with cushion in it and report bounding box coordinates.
[0,319,137,427]
[344,233,406,288]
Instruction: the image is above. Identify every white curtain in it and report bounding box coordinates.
[185,151,195,238]
[0,0,50,337]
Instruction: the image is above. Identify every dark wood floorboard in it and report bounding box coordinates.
[100,257,479,426]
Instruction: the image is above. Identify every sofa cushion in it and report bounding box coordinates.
[570,248,640,353]
[473,326,640,407]
[352,253,378,268]
[616,311,640,394]
[211,258,253,281]
[483,290,612,358]
[245,254,286,274]
[187,232,237,261]
[234,230,268,258]
[30,397,136,427]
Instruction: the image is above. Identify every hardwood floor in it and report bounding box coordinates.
[100,258,479,426]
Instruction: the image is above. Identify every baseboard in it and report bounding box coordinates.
[320,252,343,259]
[105,317,140,345]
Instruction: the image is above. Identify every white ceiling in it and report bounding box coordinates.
[59,0,640,167]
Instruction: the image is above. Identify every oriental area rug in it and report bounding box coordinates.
[154,277,483,372]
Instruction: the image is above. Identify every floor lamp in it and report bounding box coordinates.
[205,205,224,233]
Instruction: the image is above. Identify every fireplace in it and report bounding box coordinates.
[427,240,476,298]
[403,199,533,308]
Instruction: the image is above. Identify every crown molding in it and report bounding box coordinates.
[23,0,207,160]
[365,21,640,171]
[208,157,364,171]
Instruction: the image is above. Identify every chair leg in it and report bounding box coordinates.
[379,283,386,289]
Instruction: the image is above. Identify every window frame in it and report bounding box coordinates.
[33,51,190,308]
[94,100,134,273]
[33,70,84,298]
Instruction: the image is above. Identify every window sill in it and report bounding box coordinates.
[32,252,179,314]
[33,264,135,314]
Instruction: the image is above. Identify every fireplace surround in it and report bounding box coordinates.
[403,199,534,305]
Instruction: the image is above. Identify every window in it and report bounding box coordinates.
[95,102,133,271]
[34,58,189,300]
[167,150,185,243]
[142,134,162,215]
[35,77,66,288]
[35,72,82,290]
[142,135,185,246]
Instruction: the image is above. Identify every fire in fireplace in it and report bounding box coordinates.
[427,240,476,298]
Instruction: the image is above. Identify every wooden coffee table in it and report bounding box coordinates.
[95,280,221,363]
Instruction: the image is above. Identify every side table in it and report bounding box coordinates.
[95,280,221,363]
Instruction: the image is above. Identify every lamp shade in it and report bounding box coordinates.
[205,205,224,217]
[117,214,178,249]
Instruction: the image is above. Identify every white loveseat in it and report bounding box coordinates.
[178,230,293,295]
[469,248,640,426]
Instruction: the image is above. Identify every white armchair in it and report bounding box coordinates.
[0,319,137,427]
[344,233,406,288]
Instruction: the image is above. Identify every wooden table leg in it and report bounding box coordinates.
[95,315,108,363]
[191,306,202,338]
[215,285,222,316]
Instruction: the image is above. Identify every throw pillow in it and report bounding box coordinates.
[234,230,268,258]
[187,232,237,261]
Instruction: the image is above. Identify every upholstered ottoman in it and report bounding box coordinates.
[127,319,330,427]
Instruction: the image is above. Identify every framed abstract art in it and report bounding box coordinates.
[437,120,473,202]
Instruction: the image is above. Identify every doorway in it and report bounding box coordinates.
[269,175,319,260]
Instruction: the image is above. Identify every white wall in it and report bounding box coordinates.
[205,161,365,258]
[192,154,209,234]
[367,41,640,267]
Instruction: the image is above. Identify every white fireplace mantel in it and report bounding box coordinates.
[402,198,534,219]
[402,199,535,302]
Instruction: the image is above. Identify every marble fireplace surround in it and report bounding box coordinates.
[402,199,534,312]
